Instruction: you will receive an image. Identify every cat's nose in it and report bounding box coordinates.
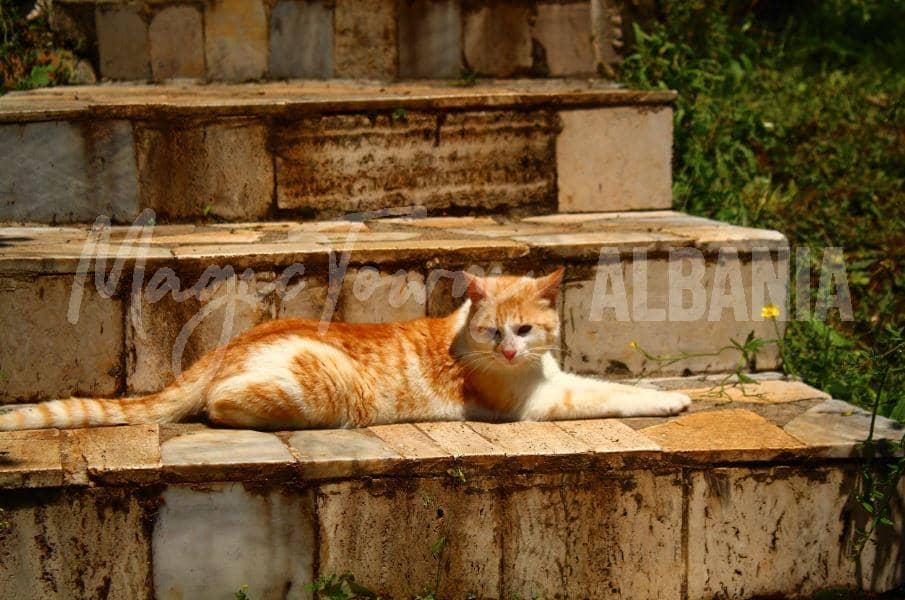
[502,348,517,361]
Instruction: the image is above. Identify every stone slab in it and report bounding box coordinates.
[398,0,461,78]
[679,378,830,404]
[95,4,150,80]
[154,483,315,600]
[149,5,205,80]
[640,408,805,462]
[60,424,161,485]
[160,428,296,481]
[338,268,427,323]
[0,429,63,488]
[467,421,592,470]
[204,0,268,81]
[501,470,684,599]
[285,428,403,479]
[269,0,334,78]
[783,398,905,457]
[557,107,673,212]
[334,0,397,78]
[0,275,123,402]
[533,2,595,76]
[416,421,509,466]
[0,120,139,223]
[317,476,501,598]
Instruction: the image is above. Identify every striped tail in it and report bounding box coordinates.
[0,377,208,431]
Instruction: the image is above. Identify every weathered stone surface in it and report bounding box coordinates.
[317,476,501,598]
[679,378,829,404]
[61,424,161,485]
[641,409,805,461]
[136,118,273,221]
[398,0,461,78]
[463,3,532,76]
[501,470,684,599]
[154,483,315,599]
[338,268,427,323]
[0,120,139,223]
[205,0,268,81]
[274,111,558,215]
[160,428,295,481]
[0,276,122,402]
[562,254,783,376]
[269,0,334,78]
[149,5,205,80]
[0,428,63,488]
[687,466,905,596]
[557,107,673,212]
[0,487,154,598]
[555,418,661,453]
[368,422,451,464]
[467,421,591,470]
[286,428,402,479]
[95,5,150,80]
[127,271,272,393]
[784,398,905,457]
[334,0,397,78]
[533,2,595,76]
[417,421,508,464]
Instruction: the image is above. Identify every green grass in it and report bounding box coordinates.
[618,0,905,421]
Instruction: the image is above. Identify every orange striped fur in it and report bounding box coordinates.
[0,269,691,431]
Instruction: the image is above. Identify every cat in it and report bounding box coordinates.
[0,269,691,431]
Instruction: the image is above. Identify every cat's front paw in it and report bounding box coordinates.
[643,391,692,416]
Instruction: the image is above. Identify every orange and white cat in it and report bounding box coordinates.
[0,269,690,431]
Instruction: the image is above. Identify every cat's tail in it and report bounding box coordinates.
[0,375,208,431]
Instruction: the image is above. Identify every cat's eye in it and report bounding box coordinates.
[480,327,501,341]
[516,325,533,336]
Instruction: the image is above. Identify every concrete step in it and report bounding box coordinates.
[0,210,789,402]
[0,80,673,224]
[55,0,623,82]
[1,375,903,598]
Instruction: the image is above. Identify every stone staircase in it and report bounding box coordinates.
[1,3,904,598]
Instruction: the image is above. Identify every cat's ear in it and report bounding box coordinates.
[461,271,487,303]
[536,267,564,303]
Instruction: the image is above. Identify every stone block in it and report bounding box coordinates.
[0,275,123,402]
[338,268,427,323]
[286,428,403,479]
[533,2,595,76]
[687,466,905,596]
[398,0,462,78]
[463,3,532,76]
[783,398,905,457]
[0,120,139,223]
[95,5,150,80]
[0,487,153,598]
[501,470,684,599]
[135,119,273,221]
[153,483,315,599]
[274,111,558,214]
[334,0,397,78]
[557,107,673,212]
[126,271,273,393]
[561,253,783,376]
[317,476,501,598]
[269,0,334,78]
[205,0,268,81]
[149,5,205,80]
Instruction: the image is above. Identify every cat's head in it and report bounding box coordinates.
[460,268,563,367]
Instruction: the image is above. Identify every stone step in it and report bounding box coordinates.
[0,210,789,402]
[55,0,622,82]
[1,376,902,598]
[0,80,674,224]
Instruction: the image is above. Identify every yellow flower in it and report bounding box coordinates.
[629,341,638,349]
[761,304,780,319]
